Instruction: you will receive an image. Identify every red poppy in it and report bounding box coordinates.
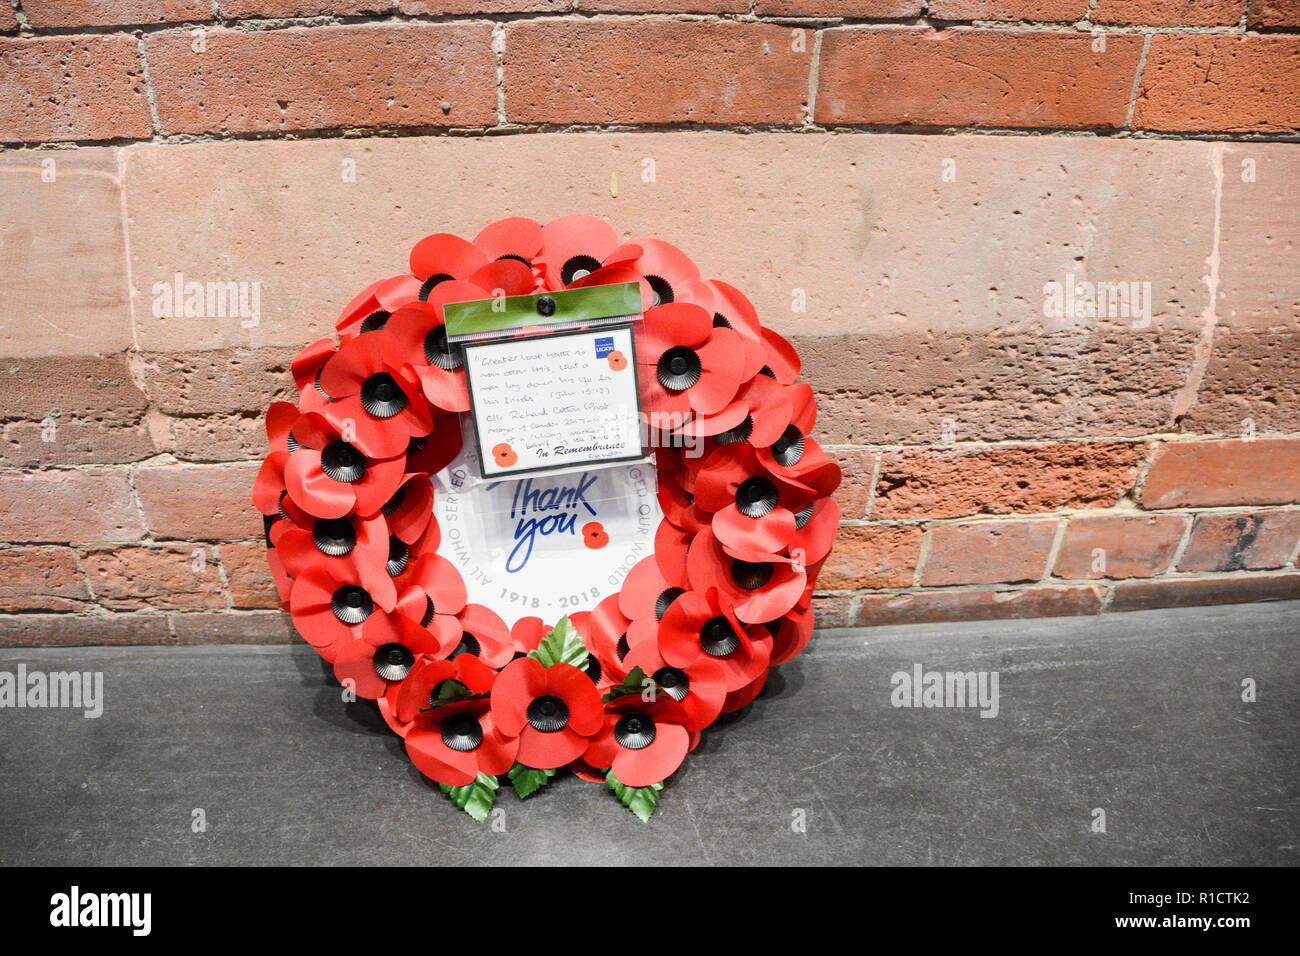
[405,416,463,478]
[331,611,447,701]
[379,288,483,413]
[317,334,432,460]
[536,215,620,291]
[622,638,726,733]
[636,302,745,423]
[691,443,816,557]
[380,474,436,545]
[657,587,773,693]
[490,657,604,770]
[450,603,515,670]
[270,509,396,612]
[617,555,686,651]
[686,526,807,625]
[393,651,496,725]
[606,237,700,309]
[721,668,768,714]
[472,216,543,268]
[282,412,406,520]
[584,693,692,788]
[336,274,422,340]
[509,616,548,658]
[788,497,840,568]
[405,682,518,787]
[580,593,633,687]
[766,603,815,668]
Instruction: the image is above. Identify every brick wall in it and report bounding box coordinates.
[1,1,1298,645]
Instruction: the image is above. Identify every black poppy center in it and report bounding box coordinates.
[793,502,815,529]
[718,415,755,445]
[423,325,463,371]
[731,559,774,591]
[418,273,454,301]
[386,536,409,577]
[561,254,601,285]
[381,485,405,517]
[654,587,686,621]
[614,712,657,750]
[320,440,366,483]
[359,309,391,334]
[313,517,355,556]
[736,476,779,517]
[451,632,480,659]
[585,655,602,685]
[700,617,740,657]
[441,715,483,752]
[770,425,805,466]
[652,666,690,701]
[657,346,702,392]
[526,695,570,733]
[372,643,414,681]
[361,372,407,419]
[645,274,674,306]
[331,585,373,625]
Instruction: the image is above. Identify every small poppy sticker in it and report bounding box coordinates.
[492,442,518,468]
[606,349,627,371]
[582,521,609,549]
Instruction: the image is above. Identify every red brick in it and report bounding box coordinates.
[171,610,297,645]
[225,0,391,17]
[163,415,268,463]
[921,519,1058,586]
[402,0,565,12]
[0,612,171,647]
[506,20,809,125]
[1178,511,1300,572]
[0,546,92,612]
[857,585,1103,626]
[1140,439,1300,509]
[0,468,145,543]
[1091,0,1245,25]
[1181,327,1300,435]
[1249,0,1300,28]
[816,28,1142,129]
[146,24,497,135]
[22,0,210,27]
[756,0,918,13]
[0,36,152,143]
[135,461,264,540]
[0,5,17,30]
[1109,572,1300,612]
[928,0,1089,19]
[136,349,296,416]
[874,442,1146,519]
[818,525,922,590]
[810,594,855,630]
[1052,514,1186,580]
[580,0,748,9]
[220,541,282,609]
[80,544,227,611]
[829,449,876,521]
[1132,35,1300,134]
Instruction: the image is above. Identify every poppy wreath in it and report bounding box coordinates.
[252,216,841,822]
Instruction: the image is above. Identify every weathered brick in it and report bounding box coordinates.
[22,0,210,27]
[928,0,1089,18]
[0,419,155,468]
[1249,0,1300,28]
[79,544,226,611]
[0,468,144,543]
[1109,572,1300,612]
[0,4,17,30]
[220,541,282,609]
[810,594,855,630]
[0,35,152,143]
[506,20,809,125]
[1217,143,1300,330]
[800,329,1201,445]
[1052,514,1187,580]
[756,0,918,13]
[816,28,1143,128]
[829,449,876,521]
[874,443,1147,519]
[225,0,392,17]
[1140,439,1300,509]
[135,461,263,540]
[171,610,297,645]
[0,612,171,647]
[1090,0,1246,25]
[146,24,498,135]
[402,0,565,11]
[0,150,134,359]
[0,546,92,612]
[1178,511,1300,572]
[163,414,269,463]
[818,525,922,590]
[921,519,1058,586]
[135,349,297,415]
[1132,35,1300,134]
[582,0,748,9]
[1181,328,1300,435]
[857,585,1104,626]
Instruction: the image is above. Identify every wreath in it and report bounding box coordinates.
[252,216,841,821]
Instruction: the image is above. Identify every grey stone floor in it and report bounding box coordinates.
[1,600,1296,866]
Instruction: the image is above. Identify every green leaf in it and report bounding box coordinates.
[439,772,500,822]
[601,665,655,704]
[529,615,589,671]
[507,762,556,800]
[606,769,664,823]
[419,679,489,712]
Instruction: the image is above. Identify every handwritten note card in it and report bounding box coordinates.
[464,324,644,478]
